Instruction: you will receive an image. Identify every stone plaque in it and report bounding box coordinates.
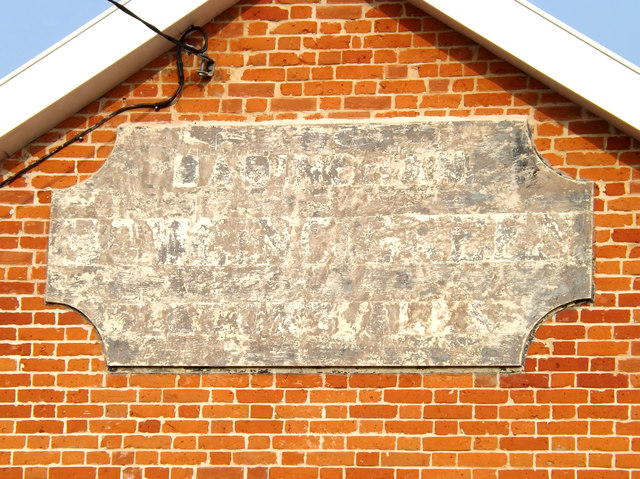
[46,119,593,369]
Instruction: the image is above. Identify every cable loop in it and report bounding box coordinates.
[0,2,213,189]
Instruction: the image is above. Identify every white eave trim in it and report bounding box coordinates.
[2,0,640,163]
[0,0,237,161]
[410,0,640,139]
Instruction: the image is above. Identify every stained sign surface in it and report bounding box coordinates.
[46,119,593,368]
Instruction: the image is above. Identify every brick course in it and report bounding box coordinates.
[0,0,639,477]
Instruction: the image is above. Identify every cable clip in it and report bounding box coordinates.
[197,57,215,78]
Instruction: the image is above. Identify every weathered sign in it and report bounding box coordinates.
[46,119,593,369]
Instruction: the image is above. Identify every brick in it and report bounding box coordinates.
[271,98,317,111]
[270,468,319,479]
[235,420,283,434]
[420,94,462,108]
[304,81,352,96]
[0,373,30,387]
[342,50,373,63]
[538,358,589,371]
[500,437,548,451]
[317,6,362,19]
[380,452,429,467]
[555,137,605,151]
[499,405,549,419]
[272,435,319,450]
[236,390,283,403]
[197,468,243,479]
[304,36,351,50]
[379,80,426,94]
[566,152,617,166]
[578,405,629,420]
[423,405,473,419]
[311,66,335,80]
[272,21,317,35]
[309,420,357,434]
[159,451,207,465]
[0,249,32,265]
[336,65,384,79]
[422,437,471,451]
[349,405,397,418]
[534,105,583,121]
[344,96,391,110]
[16,419,64,434]
[51,145,95,158]
[275,405,322,418]
[269,52,305,66]
[228,83,275,98]
[364,34,412,48]
[464,93,512,107]
[202,375,249,388]
[307,451,354,466]
[620,151,640,165]
[0,312,31,325]
[499,472,546,479]
[619,293,640,306]
[536,389,589,404]
[608,197,640,211]
[347,436,396,450]
[0,405,30,418]
[577,373,628,389]
[581,309,630,323]
[130,405,175,418]
[198,435,245,450]
[20,359,64,372]
[577,342,629,356]
[615,325,640,339]
[460,390,508,404]
[161,420,208,434]
[230,38,276,52]
[56,405,103,418]
[385,420,433,435]
[291,6,311,19]
[579,167,631,181]
[458,452,507,468]
[578,437,629,452]
[242,6,288,21]
[129,374,175,388]
[459,421,509,435]
[56,343,102,357]
[617,390,640,403]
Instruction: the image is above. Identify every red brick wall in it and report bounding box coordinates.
[1,1,639,477]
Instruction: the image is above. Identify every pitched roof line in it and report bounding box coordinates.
[514,0,640,76]
[1,0,640,163]
[0,1,133,88]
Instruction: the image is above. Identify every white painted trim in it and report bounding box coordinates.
[0,1,133,87]
[2,0,640,163]
[0,0,237,161]
[410,0,640,138]
[514,0,640,76]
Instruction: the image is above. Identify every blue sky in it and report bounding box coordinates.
[528,0,640,65]
[0,0,109,79]
[0,0,639,80]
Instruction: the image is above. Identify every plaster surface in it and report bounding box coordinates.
[46,119,593,368]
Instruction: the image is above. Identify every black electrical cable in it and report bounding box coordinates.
[0,2,212,189]
[106,0,209,57]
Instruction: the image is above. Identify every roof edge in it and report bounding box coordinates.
[410,0,640,139]
[0,0,237,162]
[2,0,640,164]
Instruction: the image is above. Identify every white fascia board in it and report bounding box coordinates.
[411,0,640,139]
[0,0,236,161]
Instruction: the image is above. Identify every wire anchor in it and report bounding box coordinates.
[0,1,214,189]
